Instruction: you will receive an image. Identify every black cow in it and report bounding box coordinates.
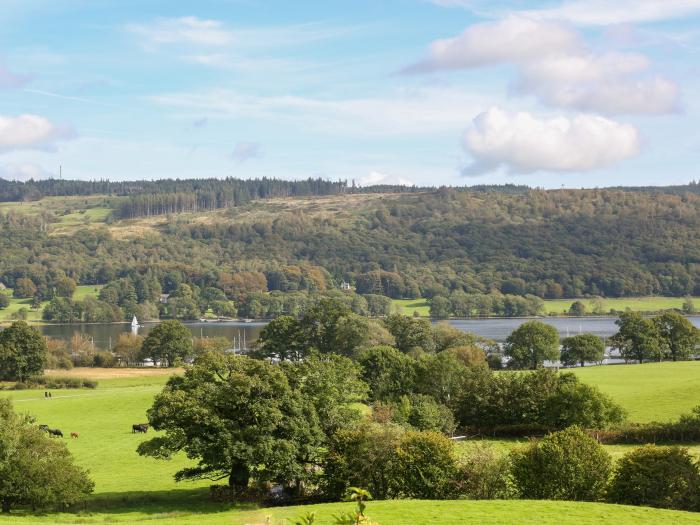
[132,423,149,434]
[48,428,63,438]
[38,424,49,432]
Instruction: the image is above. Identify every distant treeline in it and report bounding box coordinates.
[0,177,348,205]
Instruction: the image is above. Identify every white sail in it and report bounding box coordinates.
[131,315,139,327]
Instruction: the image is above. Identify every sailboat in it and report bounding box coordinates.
[131,315,140,334]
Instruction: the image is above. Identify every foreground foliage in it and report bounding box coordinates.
[0,399,93,513]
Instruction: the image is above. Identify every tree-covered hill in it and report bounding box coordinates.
[0,183,699,301]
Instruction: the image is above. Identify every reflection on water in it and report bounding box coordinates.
[36,316,700,349]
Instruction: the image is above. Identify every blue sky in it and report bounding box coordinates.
[1,0,699,187]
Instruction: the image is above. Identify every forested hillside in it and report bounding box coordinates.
[1,181,699,317]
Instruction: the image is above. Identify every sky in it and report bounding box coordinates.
[1,0,699,188]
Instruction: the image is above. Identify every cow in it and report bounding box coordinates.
[70,432,79,439]
[48,428,63,438]
[38,424,49,432]
[132,423,149,434]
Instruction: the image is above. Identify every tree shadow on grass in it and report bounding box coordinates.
[73,487,258,517]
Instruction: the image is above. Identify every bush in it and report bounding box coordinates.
[457,369,626,433]
[322,424,460,501]
[608,445,700,511]
[92,351,117,368]
[510,426,612,501]
[322,422,404,500]
[452,443,514,499]
[392,431,458,499]
[376,394,456,435]
[592,406,700,444]
[23,376,98,389]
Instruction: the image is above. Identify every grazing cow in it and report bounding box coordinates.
[48,428,63,438]
[38,424,49,432]
[132,423,149,434]
[70,432,79,439]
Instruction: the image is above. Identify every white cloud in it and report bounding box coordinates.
[462,107,641,175]
[359,171,415,187]
[232,142,263,162]
[126,16,235,47]
[402,16,579,73]
[404,17,680,115]
[0,162,50,180]
[0,114,75,153]
[515,52,680,114]
[0,62,29,89]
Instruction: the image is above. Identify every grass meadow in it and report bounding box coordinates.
[391,297,700,317]
[1,363,700,523]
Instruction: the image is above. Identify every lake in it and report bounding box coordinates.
[37,316,700,350]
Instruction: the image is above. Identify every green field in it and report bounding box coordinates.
[2,364,700,523]
[391,296,699,318]
[571,361,700,423]
[543,296,700,315]
[0,285,103,323]
[392,298,430,316]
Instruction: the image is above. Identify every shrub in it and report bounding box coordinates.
[393,431,457,499]
[92,351,117,368]
[323,422,403,500]
[452,443,514,499]
[376,394,456,435]
[510,426,612,501]
[24,376,98,389]
[608,445,700,511]
[457,369,626,433]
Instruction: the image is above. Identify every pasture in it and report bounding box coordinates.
[571,361,700,422]
[2,364,700,523]
[390,297,700,317]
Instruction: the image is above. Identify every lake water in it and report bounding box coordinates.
[37,316,700,350]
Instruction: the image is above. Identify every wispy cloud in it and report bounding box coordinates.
[127,16,358,52]
[428,0,700,25]
[151,87,492,136]
[126,16,235,47]
[0,62,30,89]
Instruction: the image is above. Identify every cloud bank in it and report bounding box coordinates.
[462,107,641,175]
[404,16,680,115]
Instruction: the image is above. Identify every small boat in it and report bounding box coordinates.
[131,315,140,333]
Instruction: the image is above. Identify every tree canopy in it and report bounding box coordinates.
[504,321,560,369]
[0,321,46,382]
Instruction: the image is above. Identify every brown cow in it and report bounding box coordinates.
[70,432,79,439]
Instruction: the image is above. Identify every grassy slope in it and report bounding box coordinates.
[0,285,103,323]
[571,361,700,422]
[0,374,210,496]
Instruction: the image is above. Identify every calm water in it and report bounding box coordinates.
[37,316,700,350]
